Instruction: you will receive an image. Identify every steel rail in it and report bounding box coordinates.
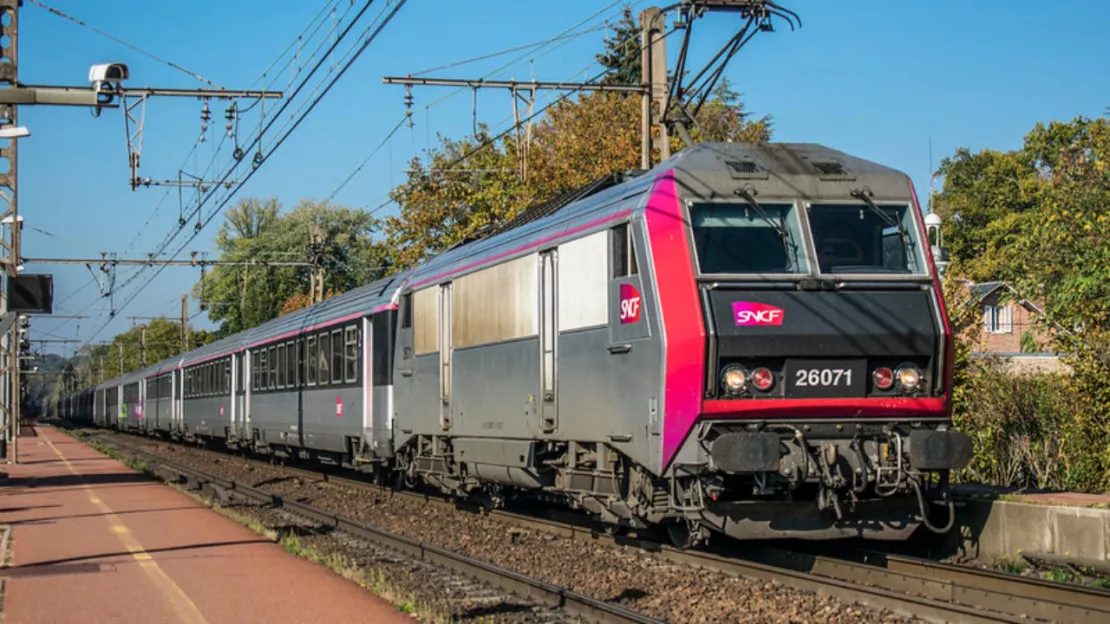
[90,434,664,624]
[87,428,1110,624]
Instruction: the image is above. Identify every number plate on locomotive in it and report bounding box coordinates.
[785,359,866,398]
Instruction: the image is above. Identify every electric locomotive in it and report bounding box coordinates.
[387,141,971,547]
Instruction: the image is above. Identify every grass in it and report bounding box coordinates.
[997,554,1026,575]
[278,534,444,621]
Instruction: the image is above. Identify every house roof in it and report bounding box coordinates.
[968,280,1007,303]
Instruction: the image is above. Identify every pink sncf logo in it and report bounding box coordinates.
[619,283,642,324]
[732,301,785,326]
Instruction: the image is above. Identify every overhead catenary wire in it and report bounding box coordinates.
[75,0,410,351]
[326,0,639,202]
[363,21,681,220]
[89,1,389,323]
[26,0,224,89]
[143,0,388,266]
[116,2,355,298]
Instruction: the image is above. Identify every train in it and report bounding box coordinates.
[60,142,973,548]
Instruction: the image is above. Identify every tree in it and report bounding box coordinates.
[935,116,1110,329]
[596,5,641,85]
[938,115,1110,492]
[195,197,390,335]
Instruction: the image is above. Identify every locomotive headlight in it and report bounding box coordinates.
[721,365,748,394]
[896,365,921,391]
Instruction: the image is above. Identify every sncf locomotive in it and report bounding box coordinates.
[61,142,973,548]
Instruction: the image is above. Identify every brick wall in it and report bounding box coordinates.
[973,290,1053,354]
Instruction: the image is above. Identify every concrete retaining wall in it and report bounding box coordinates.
[950,498,1110,563]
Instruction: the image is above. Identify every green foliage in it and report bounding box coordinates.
[596,5,642,86]
[194,197,390,335]
[940,116,1110,493]
[1020,330,1038,354]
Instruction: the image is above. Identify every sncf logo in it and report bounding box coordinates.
[619,283,642,324]
[732,301,785,326]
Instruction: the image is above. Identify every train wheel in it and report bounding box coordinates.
[665,519,705,550]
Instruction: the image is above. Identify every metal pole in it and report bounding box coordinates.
[640,8,656,170]
[181,295,189,351]
[140,325,146,368]
[118,343,123,375]
[649,10,670,161]
[0,0,20,464]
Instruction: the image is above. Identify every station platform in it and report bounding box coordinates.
[0,425,413,624]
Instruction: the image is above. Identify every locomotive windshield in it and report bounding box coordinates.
[808,204,925,274]
[690,202,807,274]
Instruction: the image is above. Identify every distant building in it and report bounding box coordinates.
[961,280,1065,374]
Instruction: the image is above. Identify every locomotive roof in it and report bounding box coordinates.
[666,142,913,202]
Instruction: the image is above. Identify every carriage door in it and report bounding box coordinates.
[231,353,240,436]
[175,367,184,432]
[362,317,373,446]
[243,350,251,435]
[539,249,558,432]
[439,283,453,430]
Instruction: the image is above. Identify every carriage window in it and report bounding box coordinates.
[689,202,806,274]
[307,336,317,385]
[296,339,303,387]
[318,332,331,385]
[251,353,259,391]
[401,292,412,328]
[224,361,231,394]
[331,329,343,384]
[260,350,269,390]
[286,341,296,388]
[345,326,358,383]
[808,204,924,274]
[277,344,286,388]
[269,346,277,389]
[611,223,638,278]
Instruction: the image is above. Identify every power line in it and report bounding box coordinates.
[26,0,224,88]
[408,22,614,77]
[76,0,410,351]
[326,115,409,202]
[365,23,681,220]
[326,1,637,203]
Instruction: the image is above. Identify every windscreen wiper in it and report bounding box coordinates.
[734,187,789,242]
[850,188,908,240]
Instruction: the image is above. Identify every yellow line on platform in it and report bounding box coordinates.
[44,436,209,624]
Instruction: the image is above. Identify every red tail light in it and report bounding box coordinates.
[752,367,774,391]
[873,367,894,390]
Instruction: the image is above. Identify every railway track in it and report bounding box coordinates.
[87,427,1110,624]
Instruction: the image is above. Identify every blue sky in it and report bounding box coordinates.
[18,0,1110,354]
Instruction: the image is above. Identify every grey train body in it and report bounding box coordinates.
[62,142,972,547]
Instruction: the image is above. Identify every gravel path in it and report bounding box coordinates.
[102,431,924,624]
